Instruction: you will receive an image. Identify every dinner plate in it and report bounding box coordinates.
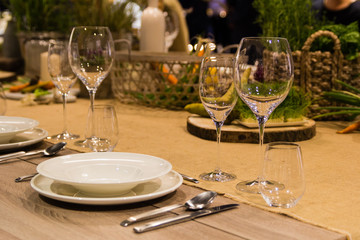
[0,128,48,151]
[0,116,39,143]
[31,171,183,205]
[37,152,173,196]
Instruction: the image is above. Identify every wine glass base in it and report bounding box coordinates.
[236,179,260,194]
[74,139,89,148]
[199,171,236,182]
[48,132,80,140]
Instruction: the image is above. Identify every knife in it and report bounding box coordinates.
[133,204,239,233]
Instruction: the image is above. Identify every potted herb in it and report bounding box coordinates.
[6,0,137,97]
[252,0,319,51]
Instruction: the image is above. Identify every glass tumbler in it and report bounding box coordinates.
[85,105,119,152]
[259,142,305,208]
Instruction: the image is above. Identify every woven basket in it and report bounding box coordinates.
[293,30,360,118]
[111,49,206,109]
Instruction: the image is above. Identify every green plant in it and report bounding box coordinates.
[73,0,136,33]
[231,86,312,122]
[8,0,75,33]
[252,0,319,51]
[313,79,360,119]
[7,0,137,34]
[311,22,360,60]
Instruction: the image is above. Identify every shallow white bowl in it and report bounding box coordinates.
[37,152,172,196]
[0,116,39,144]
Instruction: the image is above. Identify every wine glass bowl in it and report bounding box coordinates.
[47,40,79,140]
[234,37,294,193]
[199,56,238,182]
[69,26,114,94]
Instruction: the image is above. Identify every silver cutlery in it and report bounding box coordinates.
[15,173,37,182]
[179,173,199,184]
[133,204,239,233]
[120,191,217,226]
[0,142,66,162]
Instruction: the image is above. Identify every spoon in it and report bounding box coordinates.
[0,142,67,162]
[15,173,37,182]
[120,191,217,226]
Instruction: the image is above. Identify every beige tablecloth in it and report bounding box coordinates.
[5,98,360,239]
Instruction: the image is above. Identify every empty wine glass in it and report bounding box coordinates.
[234,37,294,193]
[68,26,114,147]
[47,40,79,140]
[86,105,119,152]
[0,82,6,115]
[260,142,305,208]
[199,56,238,182]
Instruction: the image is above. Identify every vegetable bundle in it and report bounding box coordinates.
[314,80,360,133]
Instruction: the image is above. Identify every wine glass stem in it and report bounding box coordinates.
[214,121,224,174]
[89,89,96,139]
[62,93,68,134]
[89,89,96,112]
[258,116,266,148]
[257,116,267,181]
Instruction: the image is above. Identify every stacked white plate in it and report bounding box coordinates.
[31,152,183,205]
[0,116,48,150]
[0,116,38,143]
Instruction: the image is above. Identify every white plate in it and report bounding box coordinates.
[5,88,80,101]
[31,171,182,205]
[4,91,24,100]
[37,152,173,196]
[0,116,39,143]
[0,128,48,151]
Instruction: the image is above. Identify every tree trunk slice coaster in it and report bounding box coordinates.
[187,116,316,143]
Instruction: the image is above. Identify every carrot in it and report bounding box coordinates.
[197,48,204,57]
[336,121,360,134]
[159,64,178,85]
[22,81,54,93]
[43,81,55,89]
[9,83,30,92]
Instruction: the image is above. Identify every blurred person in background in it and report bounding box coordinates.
[179,0,261,51]
[312,0,360,29]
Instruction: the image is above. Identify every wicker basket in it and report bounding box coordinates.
[111,50,206,109]
[293,30,360,118]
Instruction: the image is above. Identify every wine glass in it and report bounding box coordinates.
[68,26,114,147]
[234,37,294,193]
[47,40,79,140]
[85,105,119,152]
[260,142,305,208]
[199,56,238,182]
[0,82,6,115]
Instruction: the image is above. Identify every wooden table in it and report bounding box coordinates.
[0,103,347,240]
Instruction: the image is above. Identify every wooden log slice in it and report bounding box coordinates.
[187,116,316,143]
